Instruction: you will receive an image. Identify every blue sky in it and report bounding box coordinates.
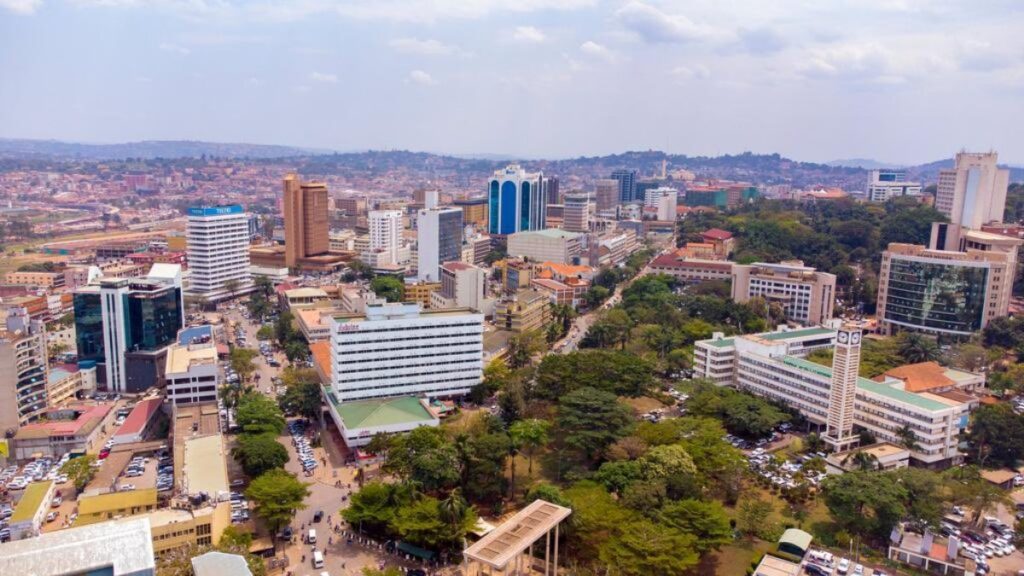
[1,0,1022,164]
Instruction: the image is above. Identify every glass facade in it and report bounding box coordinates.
[520,182,531,231]
[500,181,517,234]
[438,210,463,265]
[883,258,989,334]
[488,181,500,234]
[73,292,105,363]
[124,287,183,352]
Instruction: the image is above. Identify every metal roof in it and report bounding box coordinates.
[463,499,572,569]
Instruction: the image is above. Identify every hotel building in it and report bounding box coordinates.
[186,205,252,301]
[731,260,836,326]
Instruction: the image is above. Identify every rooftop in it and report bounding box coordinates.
[754,555,802,576]
[166,342,217,374]
[704,337,735,348]
[464,499,573,569]
[284,287,328,299]
[511,228,582,240]
[327,393,437,429]
[16,403,112,439]
[77,488,158,517]
[192,551,253,576]
[10,481,52,523]
[0,517,155,576]
[183,434,229,496]
[177,325,214,346]
[115,397,163,437]
[701,228,734,241]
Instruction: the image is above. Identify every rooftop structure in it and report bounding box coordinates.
[192,551,253,576]
[112,397,162,445]
[323,388,439,448]
[182,433,229,497]
[0,517,156,576]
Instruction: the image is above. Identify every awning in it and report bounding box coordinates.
[397,541,436,560]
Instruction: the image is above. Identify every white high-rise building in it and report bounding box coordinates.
[417,206,463,282]
[186,205,252,301]
[328,303,483,401]
[935,151,1009,229]
[645,187,679,221]
[825,323,861,451]
[369,210,402,265]
[866,169,922,202]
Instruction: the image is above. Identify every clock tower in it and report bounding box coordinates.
[825,322,862,451]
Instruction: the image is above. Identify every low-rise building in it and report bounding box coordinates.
[648,253,734,284]
[111,397,163,445]
[732,260,836,326]
[507,229,584,264]
[4,271,66,289]
[494,289,552,333]
[165,338,219,407]
[404,280,441,309]
[7,481,55,540]
[46,366,83,407]
[826,443,911,474]
[339,286,385,314]
[76,488,159,525]
[295,308,339,342]
[699,228,736,259]
[322,390,440,448]
[878,362,985,394]
[0,517,156,576]
[12,403,115,459]
[281,287,329,310]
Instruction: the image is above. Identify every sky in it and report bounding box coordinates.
[1,0,1023,165]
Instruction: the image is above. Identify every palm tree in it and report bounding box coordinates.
[898,333,940,364]
[841,451,879,471]
[440,488,468,530]
[806,432,825,454]
[896,424,921,452]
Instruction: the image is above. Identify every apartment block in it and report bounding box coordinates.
[731,260,836,326]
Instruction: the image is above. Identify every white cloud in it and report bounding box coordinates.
[957,39,1021,72]
[389,37,457,56]
[332,0,595,23]
[246,77,261,86]
[671,64,710,80]
[408,70,437,85]
[579,40,615,62]
[309,71,338,83]
[614,1,721,44]
[293,84,312,93]
[158,42,191,55]
[0,0,42,14]
[512,25,546,44]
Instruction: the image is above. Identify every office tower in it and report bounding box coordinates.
[186,205,252,301]
[431,261,494,314]
[487,164,548,235]
[0,307,48,433]
[876,242,1017,337]
[546,176,561,204]
[74,264,184,393]
[595,179,619,211]
[454,197,489,230]
[417,205,463,282]
[337,197,367,216]
[731,260,836,326]
[328,303,483,401]
[563,192,591,233]
[825,323,861,451]
[866,169,922,202]
[369,210,403,264]
[611,169,637,203]
[283,174,330,268]
[644,186,678,221]
[935,151,1009,229]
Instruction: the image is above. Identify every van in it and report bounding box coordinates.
[312,550,324,568]
[308,528,317,544]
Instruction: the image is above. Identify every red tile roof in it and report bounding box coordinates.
[18,404,112,438]
[701,228,733,241]
[116,398,163,436]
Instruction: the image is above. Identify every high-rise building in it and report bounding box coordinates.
[825,323,861,451]
[368,210,403,265]
[876,242,1017,337]
[644,186,678,221]
[487,164,548,235]
[74,264,184,393]
[595,179,619,211]
[283,175,330,268]
[866,169,922,202]
[186,205,252,301]
[935,151,1009,229]
[0,307,48,433]
[417,206,463,282]
[562,192,591,233]
[328,303,483,401]
[611,169,637,203]
[546,176,561,205]
[454,197,489,230]
[731,260,836,326]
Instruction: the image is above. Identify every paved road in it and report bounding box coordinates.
[553,261,649,354]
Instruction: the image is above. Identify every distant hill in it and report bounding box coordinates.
[825,158,904,170]
[0,138,333,160]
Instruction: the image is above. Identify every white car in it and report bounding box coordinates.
[837,558,850,574]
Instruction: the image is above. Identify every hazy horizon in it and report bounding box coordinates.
[2,0,1022,165]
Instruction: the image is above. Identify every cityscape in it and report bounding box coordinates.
[2,2,1024,576]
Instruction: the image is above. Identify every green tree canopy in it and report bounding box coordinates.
[556,387,634,463]
[233,432,289,477]
[236,393,286,435]
[246,469,310,536]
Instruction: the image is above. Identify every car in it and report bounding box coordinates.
[118,484,136,491]
[313,510,323,523]
[837,558,850,575]
[51,496,62,507]
[229,479,245,487]
[45,511,57,523]
[281,526,293,539]
[854,564,864,575]
[804,565,829,576]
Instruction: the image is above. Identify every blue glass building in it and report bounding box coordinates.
[488,164,549,236]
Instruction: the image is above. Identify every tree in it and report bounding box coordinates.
[525,483,571,507]
[509,419,550,478]
[256,325,274,340]
[233,433,289,477]
[595,460,643,494]
[392,495,477,551]
[736,496,775,540]
[60,455,97,491]
[967,404,1024,467]
[277,368,322,419]
[598,518,699,576]
[506,329,546,369]
[236,393,286,435]
[343,481,406,536]
[229,347,258,382]
[370,275,404,303]
[822,471,908,540]
[460,432,509,503]
[534,350,655,399]
[556,387,634,463]
[563,481,638,559]
[897,333,940,364]
[362,569,403,576]
[246,469,310,541]
[223,278,241,296]
[383,426,461,493]
[896,424,921,452]
[659,499,733,552]
[945,466,1013,526]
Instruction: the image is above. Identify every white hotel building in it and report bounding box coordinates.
[328,303,483,402]
[185,205,252,301]
[694,326,970,466]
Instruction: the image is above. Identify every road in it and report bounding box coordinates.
[553,259,651,354]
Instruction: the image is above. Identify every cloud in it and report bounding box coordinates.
[389,37,457,56]
[512,26,546,44]
[671,64,710,80]
[158,42,191,55]
[408,70,436,85]
[332,0,595,23]
[579,40,614,62]
[957,39,1021,72]
[614,1,719,44]
[0,0,42,14]
[309,72,338,83]
[736,27,787,54]
[293,84,311,93]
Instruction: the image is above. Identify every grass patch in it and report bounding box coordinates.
[619,395,666,414]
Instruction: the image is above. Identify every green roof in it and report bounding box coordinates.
[781,356,952,412]
[325,388,436,429]
[779,528,813,552]
[759,327,835,341]
[11,481,52,523]
[704,338,734,348]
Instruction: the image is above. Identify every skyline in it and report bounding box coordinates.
[1,1,1023,165]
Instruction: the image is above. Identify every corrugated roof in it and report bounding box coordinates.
[116,397,163,436]
[329,394,436,429]
[78,488,158,516]
[782,356,954,412]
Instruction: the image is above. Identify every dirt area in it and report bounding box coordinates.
[619,395,667,414]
